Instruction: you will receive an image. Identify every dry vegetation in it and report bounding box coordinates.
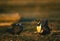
[0,0,60,41]
[0,21,60,41]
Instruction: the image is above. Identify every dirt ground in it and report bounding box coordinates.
[0,21,60,41]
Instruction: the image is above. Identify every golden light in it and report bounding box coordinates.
[36,24,43,33]
[0,13,21,26]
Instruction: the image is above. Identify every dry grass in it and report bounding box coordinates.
[0,21,60,41]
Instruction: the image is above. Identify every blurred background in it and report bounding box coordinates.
[0,0,60,41]
[0,0,60,28]
[0,0,60,19]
